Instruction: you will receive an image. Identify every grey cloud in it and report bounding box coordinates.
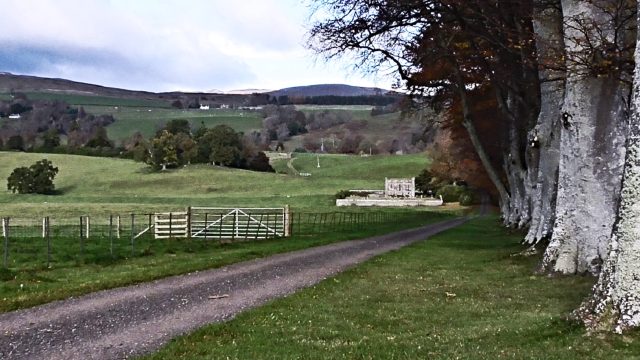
[0,42,257,91]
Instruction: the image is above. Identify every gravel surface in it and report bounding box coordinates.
[0,217,466,360]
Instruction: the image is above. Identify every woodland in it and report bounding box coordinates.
[309,0,640,333]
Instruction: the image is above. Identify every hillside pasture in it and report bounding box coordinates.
[80,106,264,141]
[0,152,434,219]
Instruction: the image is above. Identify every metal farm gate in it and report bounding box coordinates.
[151,207,289,240]
[189,207,287,240]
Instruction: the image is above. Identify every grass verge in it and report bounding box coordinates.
[142,216,640,360]
[0,212,452,313]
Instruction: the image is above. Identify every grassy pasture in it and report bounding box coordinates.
[0,152,434,218]
[0,151,462,312]
[143,216,640,360]
[81,106,263,141]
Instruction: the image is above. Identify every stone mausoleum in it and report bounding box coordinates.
[336,177,442,207]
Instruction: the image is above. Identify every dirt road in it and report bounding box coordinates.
[0,217,466,360]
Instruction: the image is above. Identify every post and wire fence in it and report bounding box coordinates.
[0,207,448,271]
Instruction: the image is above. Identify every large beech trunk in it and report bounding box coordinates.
[524,0,565,245]
[540,0,628,275]
[576,4,640,333]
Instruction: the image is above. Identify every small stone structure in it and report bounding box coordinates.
[337,177,443,207]
[384,177,415,198]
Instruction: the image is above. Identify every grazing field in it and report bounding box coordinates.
[81,106,263,141]
[0,152,434,218]
[143,217,640,360]
[0,151,462,312]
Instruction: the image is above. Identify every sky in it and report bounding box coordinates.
[0,0,395,92]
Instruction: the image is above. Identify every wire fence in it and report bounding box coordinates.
[0,209,448,271]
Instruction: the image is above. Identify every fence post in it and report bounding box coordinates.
[86,216,90,239]
[187,207,192,238]
[284,205,291,237]
[204,213,209,241]
[169,212,173,239]
[45,217,51,268]
[2,217,9,268]
[109,215,114,257]
[130,213,135,256]
[219,213,223,241]
[116,215,121,239]
[79,216,85,259]
[233,210,238,241]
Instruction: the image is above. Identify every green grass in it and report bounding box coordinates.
[0,212,452,313]
[0,152,435,218]
[142,217,640,360]
[80,106,263,141]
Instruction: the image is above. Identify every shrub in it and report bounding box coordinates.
[7,159,59,194]
[247,152,275,172]
[415,168,435,193]
[436,184,467,203]
[459,193,475,206]
[335,190,351,199]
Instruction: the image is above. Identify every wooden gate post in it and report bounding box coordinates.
[284,205,291,237]
[2,217,9,268]
[186,207,192,238]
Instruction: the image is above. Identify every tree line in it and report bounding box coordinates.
[0,94,116,155]
[309,0,640,333]
[129,119,274,173]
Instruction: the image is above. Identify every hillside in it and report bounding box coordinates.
[0,73,395,102]
[269,84,394,97]
[0,73,251,106]
[0,152,429,218]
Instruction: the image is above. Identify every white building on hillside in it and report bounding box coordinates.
[8,114,21,119]
[199,105,210,110]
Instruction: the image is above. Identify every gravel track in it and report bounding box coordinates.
[0,217,466,360]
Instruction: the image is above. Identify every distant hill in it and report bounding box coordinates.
[0,73,249,105]
[0,72,159,98]
[269,84,393,98]
[0,73,397,105]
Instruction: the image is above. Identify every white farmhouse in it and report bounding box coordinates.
[8,114,21,119]
[199,105,210,110]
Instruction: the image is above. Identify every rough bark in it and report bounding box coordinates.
[576,5,640,332]
[540,0,628,275]
[524,0,565,245]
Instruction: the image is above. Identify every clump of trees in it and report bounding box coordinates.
[0,95,117,156]
[260,105,309,142]
[134,119,273,173]
[7,159,59,194]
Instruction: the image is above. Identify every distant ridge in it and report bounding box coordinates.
[269,84,393,97]
[0,73,395,100]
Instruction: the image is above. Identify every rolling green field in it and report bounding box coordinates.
[0,150,462,313]
[0,152,434,218]
[143,217,640,360]
[81,106,263,141]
